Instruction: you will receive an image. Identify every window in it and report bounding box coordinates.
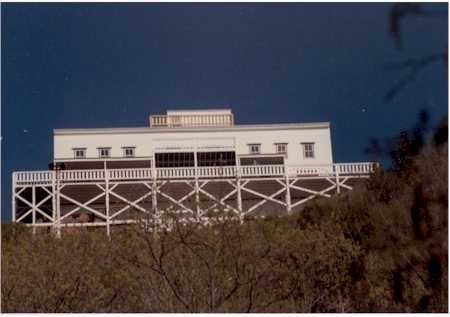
[123,147,135,158]
[275,143,288,155]
[302,143,315,159]
[98,147,111,158]
[197,151,236,166]
[155,152,195,168]
[73,148,86,159]
[248,144,261,155]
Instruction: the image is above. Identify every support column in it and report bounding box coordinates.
[32,185,36,235]
[284,163,291,215]
[236,159,243,224]
[335,164,341,194]
[52,171,56,224]
[104,161,110,237]
[151,157,158,231]
[236,177,243,224]
[56,169,61,238]
[194,148,200,222]
[12,175,16,222]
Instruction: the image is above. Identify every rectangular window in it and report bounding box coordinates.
[248,144,261,155]
[275,143,288,155]
[155,152,194,168]
[197,151,236,166]
[73,148,86,159]
[302,143,315,159]
[98,147,111,158]
[123,147,135,158]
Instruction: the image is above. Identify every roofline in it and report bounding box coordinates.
[166,108,232,113]
[54,122,331,136]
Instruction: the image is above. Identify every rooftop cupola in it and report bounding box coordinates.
[149,109,234,128]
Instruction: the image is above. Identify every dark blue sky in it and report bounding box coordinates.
[2,3,447,219]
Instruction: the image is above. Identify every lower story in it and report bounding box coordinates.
[12,160,377,236]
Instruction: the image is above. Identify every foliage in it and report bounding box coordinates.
[2,142,447,312]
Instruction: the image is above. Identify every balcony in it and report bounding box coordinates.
[13,162,378,186]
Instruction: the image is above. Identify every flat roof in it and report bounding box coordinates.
[54,122,330,135]
[166,108,232,114]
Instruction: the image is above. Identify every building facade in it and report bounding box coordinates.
[12,109,377,236]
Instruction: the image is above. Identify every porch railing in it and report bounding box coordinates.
[13,162,378,185]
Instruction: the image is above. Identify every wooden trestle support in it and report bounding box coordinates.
[12,163,377,236]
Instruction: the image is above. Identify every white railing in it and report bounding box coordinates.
[149,115,168,127]
[13,162,378,185]
[240,165,285,177]
[334,162,378,175]
[59,169,105,182]
[197,166,236,178]
[286,165,334,177]
[156,167,197,179]
[109,168,152,180]
[13,171,54,183]
[150,114,234,128]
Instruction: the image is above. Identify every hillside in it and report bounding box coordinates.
[2,141,447,313]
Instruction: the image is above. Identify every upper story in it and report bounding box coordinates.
[53,109,333,168]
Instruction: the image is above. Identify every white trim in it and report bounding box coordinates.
[238,153,285,158]
[54,122,331,135]
[54,156,152,162]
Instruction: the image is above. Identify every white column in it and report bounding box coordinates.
[335,164,341,194]
[236,155,243,224]
[12,174,16,222]
[52,171,56,224]
[56,170,61,238]
[32,185,36,235]
[151,157,158,230]
[194,147,200,222]
[104,161,110,237]
[284,165,292,215]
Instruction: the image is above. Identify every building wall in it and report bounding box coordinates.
[54,126,334,165]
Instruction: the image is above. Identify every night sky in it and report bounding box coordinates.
[2,3,448,220]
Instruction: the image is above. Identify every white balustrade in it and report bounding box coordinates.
[239,165,285,177]
[157,167,196,179]
[59,169,105,182]
[286,165,334,177]
[13,162,378,185]
[334,162,377,175]
[108,168,152,180]
[197,166,236,178]
[13,171,54,184]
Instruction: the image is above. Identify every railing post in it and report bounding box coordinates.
[52,171,56,225]
[32,185,36,235]
[56,169,61,238]
[104,162,110,237]
[194,149,201,222]
[236,161,243,224]
[335,164,341,194]
[284,163,291,215]
[12,174,16,222]
[151,157,159,231]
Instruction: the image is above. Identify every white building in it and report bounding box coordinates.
[13,108,377,235]
[54,109,333,169]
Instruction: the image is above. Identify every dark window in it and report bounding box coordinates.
[123,147,135,157]
[73,148,86,159]
[197,151,236,166]
[155,152,195,168]
[248,144,261,154]
[302,143,315,159]
[275,143,288,154]
[98,147,111,158]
